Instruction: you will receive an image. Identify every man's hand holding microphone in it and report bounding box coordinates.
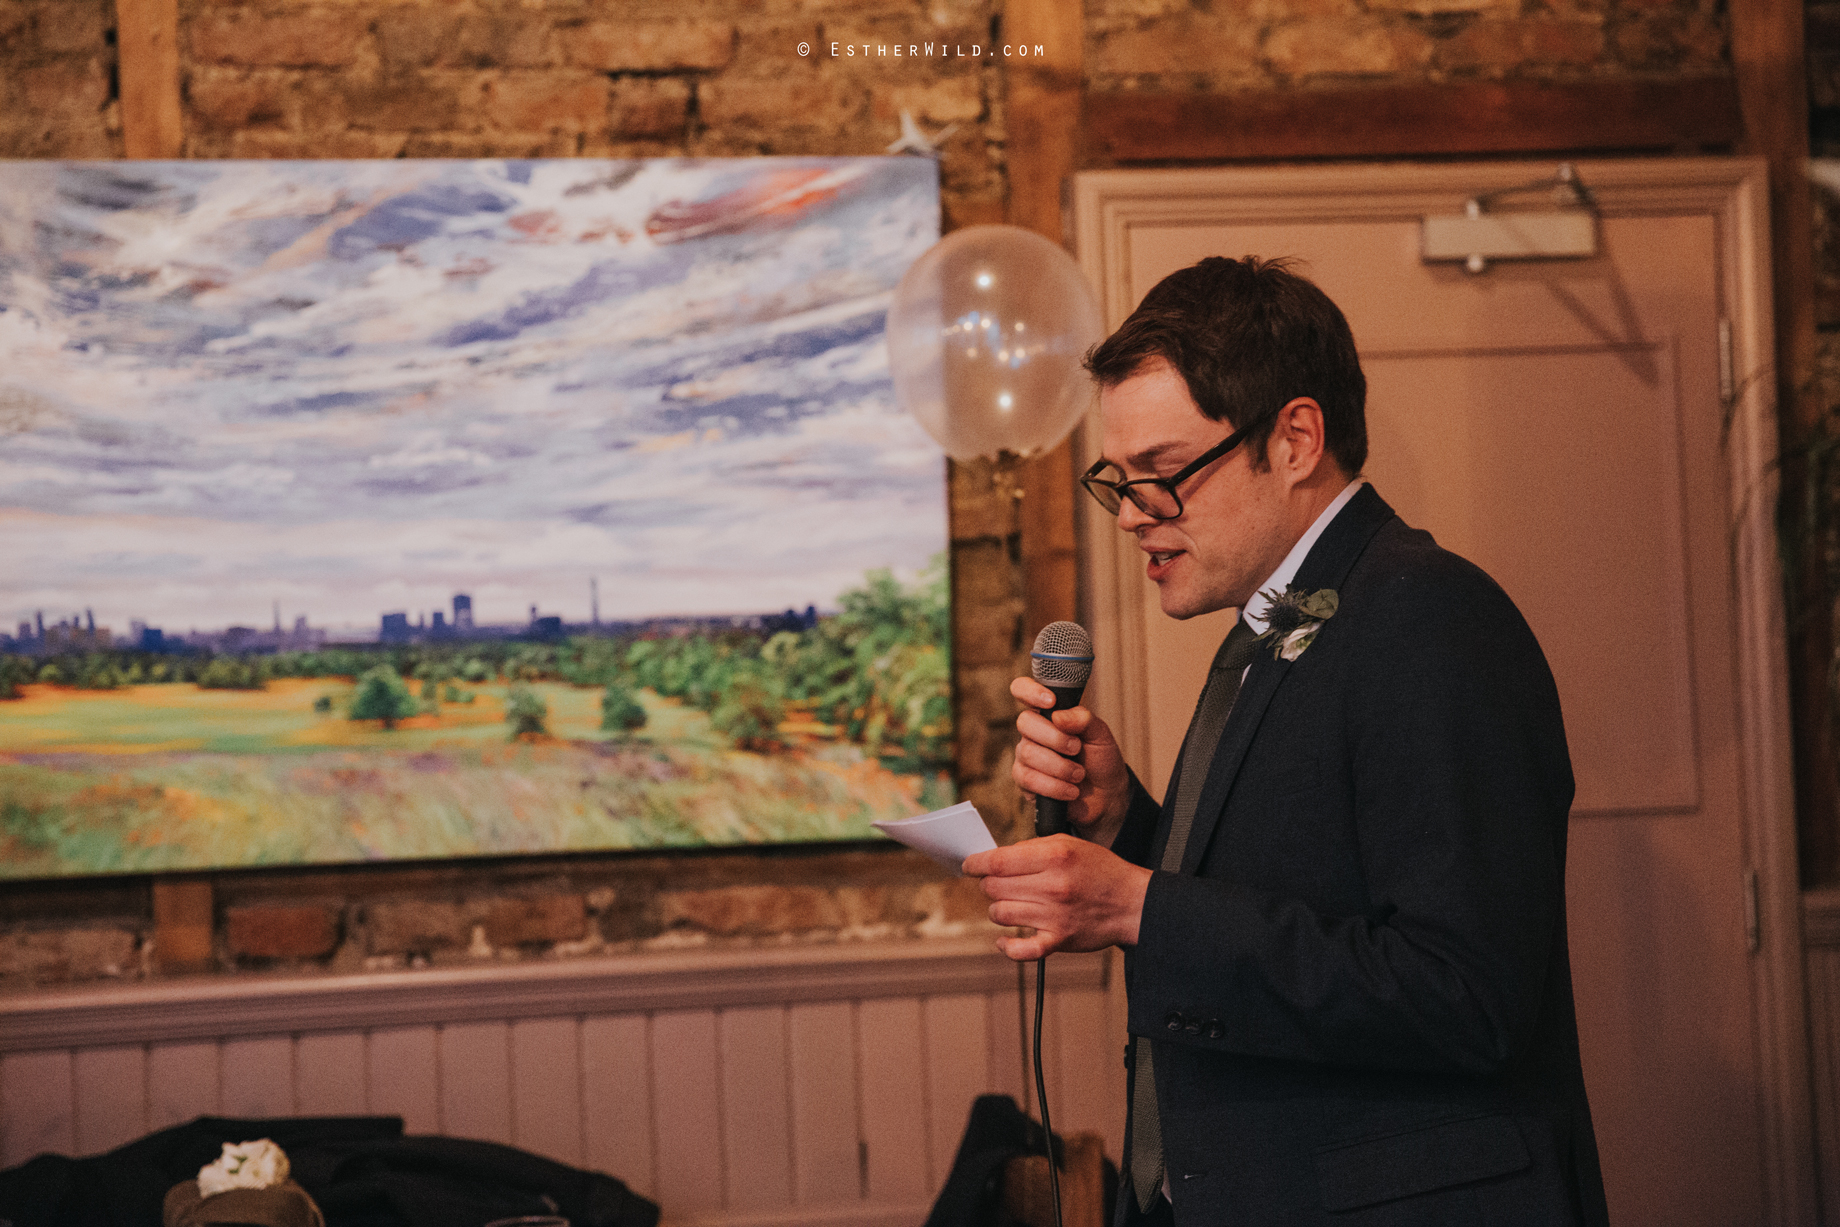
[961,623,1154,961]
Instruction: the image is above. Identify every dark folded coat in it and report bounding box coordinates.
[0,1114,659,1227]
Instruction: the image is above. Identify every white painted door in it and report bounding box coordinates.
[1072,158,1808,1225]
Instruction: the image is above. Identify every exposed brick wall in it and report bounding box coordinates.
[0,0,1735,991]
[171,0,1006,226]
[951,458,1030,847]
[0,848,997,986]
[0,0,121,157]
[1086,0,1724,94]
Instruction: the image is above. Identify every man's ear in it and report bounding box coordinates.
[1272,397,1328,484]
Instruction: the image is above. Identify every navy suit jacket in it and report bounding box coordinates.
[1113,485,1609,1227]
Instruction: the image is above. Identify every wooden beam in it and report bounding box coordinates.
[1086,77,1744,163]
[1727,5,1824,1221]
[116,0,184,158]
[1733,0,1831,894]
[1005,0,1084,640]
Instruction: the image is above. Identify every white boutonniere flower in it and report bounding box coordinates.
[197,1138,290,1197]
[1276,623,1319,661]
[1256,586,1339,662]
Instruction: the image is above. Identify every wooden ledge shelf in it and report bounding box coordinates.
[0,936,1107,1053]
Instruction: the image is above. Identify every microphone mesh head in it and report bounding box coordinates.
[1030,621,1093,688]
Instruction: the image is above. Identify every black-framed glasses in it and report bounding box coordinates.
[1080,412,1271,520]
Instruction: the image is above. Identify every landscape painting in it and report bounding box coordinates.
[0,156,950,879]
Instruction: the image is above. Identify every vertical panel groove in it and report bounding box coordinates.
[714,1007,730,1210]
[433,1024,446,1135]
[781,1005,799,1209]
[858,997,930,1203]
[917,997,935,1190]
[788,1001,859,1205]
[850,1000,866,1200]
[67,1044,80,1153]
[715,1003,799,1212]
[1018,966,1032,1116]
[651,1007,722,1214]
[645,1013,660,1201]
[575,1014,588,1168]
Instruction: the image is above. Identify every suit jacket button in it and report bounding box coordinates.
[1207,1020,1224,1039]
[1185,1018,1202,1034]
[1165,1011,1184,1031]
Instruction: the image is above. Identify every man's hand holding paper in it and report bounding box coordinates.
[960,674,1150,961]
[963,834,1151,961]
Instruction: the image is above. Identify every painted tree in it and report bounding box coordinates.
[504,682,548,738]
[349,665,418,729]
[600,681,647,735]
[710,669,785,752]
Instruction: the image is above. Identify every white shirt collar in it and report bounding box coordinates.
[1242,479,1366,634]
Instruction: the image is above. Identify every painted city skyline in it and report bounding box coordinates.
[0,157,946,635]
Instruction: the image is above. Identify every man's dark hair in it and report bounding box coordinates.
[1084,255,1368,475]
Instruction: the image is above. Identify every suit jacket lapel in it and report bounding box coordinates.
[1173,484,1398,876]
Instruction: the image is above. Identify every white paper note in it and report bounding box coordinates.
[872,800,996,872]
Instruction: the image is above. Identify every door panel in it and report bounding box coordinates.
[1081,164,1781,1225]
[1365,342,1700,815]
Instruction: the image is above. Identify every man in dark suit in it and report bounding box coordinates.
[963,257,1608,1226]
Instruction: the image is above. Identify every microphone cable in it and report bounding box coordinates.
[1023,620,1090,1227]
[1033,954,1064,1227]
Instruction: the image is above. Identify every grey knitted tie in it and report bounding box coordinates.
[1131,617,1264,1212]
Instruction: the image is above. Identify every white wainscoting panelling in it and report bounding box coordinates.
[222,1034,294,1118]
[439,1020,513,1145]
[858,997,930,1206]
[512,1015,583,1165]
[366,1024,440,1133]
[0,939,1129,1227]
[652,1007,724,1217]
[787,1001,860,1207]
[1,1049,74,1164]
[718,1004,793,1212]
[921,993,989,1186]
[583,1013,655,1200]
[73,1043,146,1155]
[296,1030,367,1117]
[148,1040,219,1132]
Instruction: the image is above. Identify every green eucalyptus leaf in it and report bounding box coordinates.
[1299,591,1338,619]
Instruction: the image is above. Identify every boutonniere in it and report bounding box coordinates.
[1257,586,1338,661]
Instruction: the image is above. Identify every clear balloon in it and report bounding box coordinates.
[886,225,1104,461]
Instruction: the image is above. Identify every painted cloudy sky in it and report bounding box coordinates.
[0,157,944,637]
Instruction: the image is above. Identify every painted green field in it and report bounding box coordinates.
[0,682,946,877]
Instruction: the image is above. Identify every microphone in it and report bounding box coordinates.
[1029,621,1094,838]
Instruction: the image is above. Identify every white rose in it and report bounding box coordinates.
[1277,624,1319,662]
[197,1138,291,1197]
